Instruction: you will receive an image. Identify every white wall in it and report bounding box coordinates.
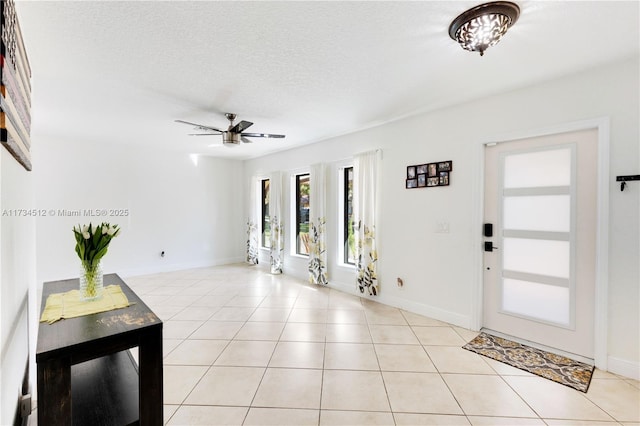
[33,140,245,283]
[16,127,244,411]
[244,57,639,377]
[0,148,36,425]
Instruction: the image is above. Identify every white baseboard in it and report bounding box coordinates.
[277,269,472,329]
[607,356,640,380]
[119,256,245,278]
[328,279,471,329]
[282,257,311,279]
[387,295,472,329]
[327,279,361,297]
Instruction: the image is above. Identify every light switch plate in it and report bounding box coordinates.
[435,222,450,233]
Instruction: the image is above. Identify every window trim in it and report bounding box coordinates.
[337,164,355,268]
[260,178,270,249]
[255,176,269,252]
[295,173,310,256]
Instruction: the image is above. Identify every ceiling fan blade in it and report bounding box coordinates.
[188,133,221,136]
[175,119,223,133]
[241,132,285,139]
[230,120,254,133]
[240,136,254,144]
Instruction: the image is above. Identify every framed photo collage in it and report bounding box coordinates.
[406,161,452,189]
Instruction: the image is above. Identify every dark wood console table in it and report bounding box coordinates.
[36,274,163,425]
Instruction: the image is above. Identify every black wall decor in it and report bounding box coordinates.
[406,161,452,189]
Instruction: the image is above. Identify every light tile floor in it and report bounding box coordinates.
[33,263,639,425]
[122,264,640,425]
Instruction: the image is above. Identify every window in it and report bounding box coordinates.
[343,167,356,264]
[338,165,356,266]
[261,179,270,248]
[295,173,310,255]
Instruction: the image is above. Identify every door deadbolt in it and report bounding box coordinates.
[484,241,498,252]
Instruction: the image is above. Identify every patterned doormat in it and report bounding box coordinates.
[463,332,595,393]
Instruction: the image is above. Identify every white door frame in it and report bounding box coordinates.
[471,117,610,370]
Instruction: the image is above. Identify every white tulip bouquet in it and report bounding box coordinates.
[73,222,120,299]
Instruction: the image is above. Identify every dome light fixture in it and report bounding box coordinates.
[449,1,520,56]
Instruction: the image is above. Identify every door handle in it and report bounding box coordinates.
[484,241,498,252]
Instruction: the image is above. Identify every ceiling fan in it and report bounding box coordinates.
[175,113,285,146]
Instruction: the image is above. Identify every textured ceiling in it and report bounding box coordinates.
[15,1,640,159]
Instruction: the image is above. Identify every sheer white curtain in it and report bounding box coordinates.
[353,150,380,295]
[246,175,259,265]
[269,171,284,274]
[308,163,328,285]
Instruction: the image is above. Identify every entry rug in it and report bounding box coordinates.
[463,332,595,393]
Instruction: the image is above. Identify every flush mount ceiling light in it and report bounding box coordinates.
[449,1,520,56]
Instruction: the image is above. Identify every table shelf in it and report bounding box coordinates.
[71,350,140,425]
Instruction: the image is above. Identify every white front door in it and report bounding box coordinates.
[483,128,598,359]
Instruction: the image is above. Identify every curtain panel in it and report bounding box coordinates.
[354,150,380,295]
[308,163,328,285]
[246,175,259,265]
[269,171,285,274]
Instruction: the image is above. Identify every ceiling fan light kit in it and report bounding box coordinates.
[449,1,520,56]
[175,112,285,147]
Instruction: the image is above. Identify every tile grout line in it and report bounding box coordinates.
[495,371,548,422]
[404,313,469,423]
[162,273,267,422]
[241,274,304,425]
[164,281,241,422]
[362,301,395,422]
[140,265,637,425]
[317,306,328,426]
